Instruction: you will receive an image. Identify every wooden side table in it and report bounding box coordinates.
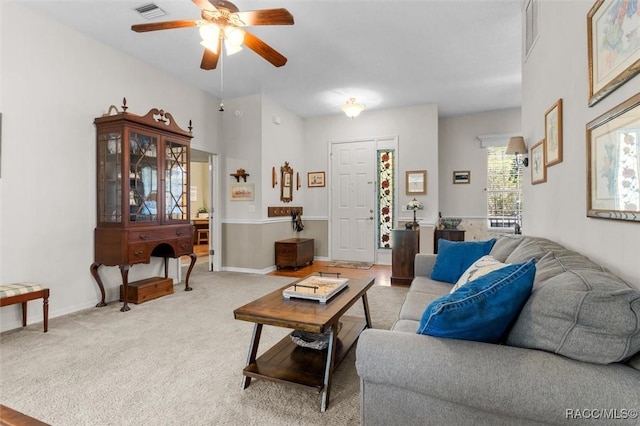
[275,238,314,270]
[391,229,420,285]
[434,229,466,253]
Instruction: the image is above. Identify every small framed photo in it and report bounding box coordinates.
[406,170,427,195]
[230,183,254,201]
[307,171,325,187]
[530,139,547,185]
[453,170,470,184]
[545,99,563,166]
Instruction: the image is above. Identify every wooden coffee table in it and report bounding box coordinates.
[233,274,375,412]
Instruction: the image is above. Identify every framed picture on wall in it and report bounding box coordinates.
[230,183,254,201]
[452,170,470,184]
[307,171,325,187]
[530,139,547,185]
[586,92,640,222]
[587,0,640,106]
[406,170,426,194]
[545,99,563,166]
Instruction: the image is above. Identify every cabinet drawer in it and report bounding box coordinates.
[173,238,193,256]
[129,225,192,242]
[128,242,155,263]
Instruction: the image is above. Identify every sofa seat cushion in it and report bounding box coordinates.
[410,276,454,295]
[507,269,640,364]
[418,259,536,343]
[430,238,496,283]
[391,319,420,333]
[399,291,443,322]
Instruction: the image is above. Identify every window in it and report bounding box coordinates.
[487,146,523,229]
[377,150,394,248]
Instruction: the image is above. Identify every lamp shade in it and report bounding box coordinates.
[506,136,527,154]
[341,98,365,118]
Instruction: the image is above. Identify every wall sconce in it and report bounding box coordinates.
[341,98,365,118]
[506,136,529,167]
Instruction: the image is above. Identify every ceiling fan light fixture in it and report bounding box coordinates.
[224,39,243,55]
[200,39,219,54]
[341,97,365,118]
[224,26,245,47]
[199,23,220,43]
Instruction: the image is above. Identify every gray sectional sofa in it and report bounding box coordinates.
[356,235,640,425]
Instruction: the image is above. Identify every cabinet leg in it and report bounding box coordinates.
[119,265,131,312]
[90,262,107,307]
[184,253,196,291]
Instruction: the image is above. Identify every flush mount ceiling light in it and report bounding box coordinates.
[341,98,365,118]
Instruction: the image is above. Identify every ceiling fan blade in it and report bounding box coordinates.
[131,20,198,33]
[200,43,221,70]
[233,9,294,26]
[243,31,287,67]
[192,0,221,11]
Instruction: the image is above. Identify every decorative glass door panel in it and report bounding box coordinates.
[129,131,158,222]
[165,140,188,221]
[97,132,122,223]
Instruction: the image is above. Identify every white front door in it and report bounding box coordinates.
[330,140,376,262]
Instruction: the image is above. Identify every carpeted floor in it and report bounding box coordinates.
[0,265,407,425]
[325,261,373,270]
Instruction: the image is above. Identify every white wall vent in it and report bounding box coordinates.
[524,0,539,60]
[134,3,167,20]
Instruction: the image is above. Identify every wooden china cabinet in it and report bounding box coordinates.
[90,99,197,312]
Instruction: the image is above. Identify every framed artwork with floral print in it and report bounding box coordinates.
[587,0,640,106]
[406,170,426,195]
[530,139,547,185]
[587,92,640,222]
[545,99,563,167]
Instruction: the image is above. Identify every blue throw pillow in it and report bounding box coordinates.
[430,238,497,283]
[418,259,536,343]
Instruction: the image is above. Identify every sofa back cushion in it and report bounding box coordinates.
[506,269,640,364]
[489,235,526,262]
[504,237,565,264]
[533,249,605,288]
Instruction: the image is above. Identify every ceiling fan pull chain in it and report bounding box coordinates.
[219,50,225,112]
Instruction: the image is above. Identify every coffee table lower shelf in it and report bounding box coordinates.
[242,315,365,390]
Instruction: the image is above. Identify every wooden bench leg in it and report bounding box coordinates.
[43,289,49,333]
[21,301,28,327]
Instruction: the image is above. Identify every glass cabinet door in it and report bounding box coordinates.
[164,140,189,221]
[97,132,122,223]
[128,131,158,222]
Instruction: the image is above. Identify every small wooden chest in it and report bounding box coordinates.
[120,277,173,304]
[275,238,314,270]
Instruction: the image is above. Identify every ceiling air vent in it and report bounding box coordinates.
[134,3,167,20]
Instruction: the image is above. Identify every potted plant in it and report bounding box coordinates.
[197,207,208,219]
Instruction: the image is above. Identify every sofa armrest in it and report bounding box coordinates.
[356,329,640,424]
[414,253,437,277]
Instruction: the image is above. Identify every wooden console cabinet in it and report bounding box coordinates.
[434,229,466,253]
[275,238,314,270]
[90,99,197,311]
[391,229,420,285]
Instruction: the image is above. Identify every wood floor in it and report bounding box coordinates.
[189,244,394,287]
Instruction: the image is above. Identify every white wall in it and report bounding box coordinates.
[522,1,639,287]
[303,105,440,225]
[0,3,221,331]
[439,108,521,217]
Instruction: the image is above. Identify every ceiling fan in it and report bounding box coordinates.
[131,0,294,70]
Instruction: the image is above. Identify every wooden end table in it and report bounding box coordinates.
[233,275,375,412]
